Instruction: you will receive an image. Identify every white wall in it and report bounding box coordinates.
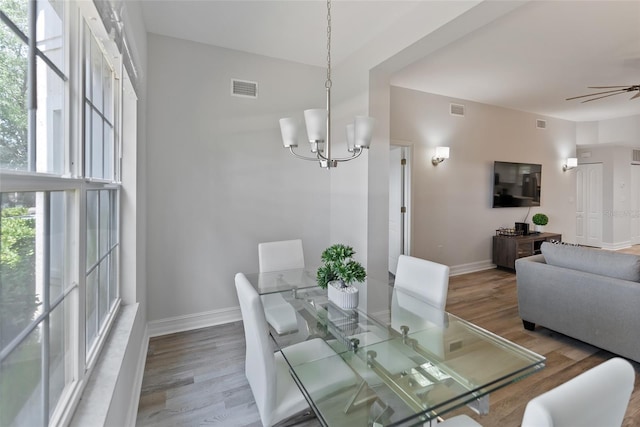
[613,147,632,244]
[577,115,640,146]
[391,87,577,269]
[124,0,149,327]
[362,1,529,287]
[146,34,332,323]
[599,115,640,146]
[328,1,505,296]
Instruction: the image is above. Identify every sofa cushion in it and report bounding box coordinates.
[540,242,640,282]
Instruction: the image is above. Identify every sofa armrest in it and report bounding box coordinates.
[515,254,546,266]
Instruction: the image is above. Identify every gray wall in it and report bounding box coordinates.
[390,86,577,269]
[141,0,521,323]
[146,34,332,322]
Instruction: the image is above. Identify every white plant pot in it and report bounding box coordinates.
[328,281,359,309]
[534,224,545,232]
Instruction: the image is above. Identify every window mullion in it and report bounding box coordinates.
[41,193,51,426]
[77,184,87,374]
[27,0,37,171]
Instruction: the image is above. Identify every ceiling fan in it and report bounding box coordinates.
[566,85,640,103]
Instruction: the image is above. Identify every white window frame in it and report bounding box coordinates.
[0,1,124,425]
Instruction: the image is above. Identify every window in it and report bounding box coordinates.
[83,20,117,181]
[85,188,119,356]
[0,0,65,174]
[0,191,73,426]
[0,1,124,424]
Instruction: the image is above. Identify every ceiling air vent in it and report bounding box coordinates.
[231,79,258,99]
[450,103,465,117]
[536,119,547,129]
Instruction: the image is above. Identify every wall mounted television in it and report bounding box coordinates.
[492,161,542,208]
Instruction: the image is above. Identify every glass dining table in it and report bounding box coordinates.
[245,269,546,426]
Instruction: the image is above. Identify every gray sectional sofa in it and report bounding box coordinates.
[515,242,640,363]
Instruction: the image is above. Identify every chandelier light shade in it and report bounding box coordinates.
[279,118,299,148]
[354,116,375,149]
[303,109,327,143]
[279,0,374,169]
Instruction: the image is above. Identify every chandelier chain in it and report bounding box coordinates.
[325,0,331,89]
[278,0,372,169]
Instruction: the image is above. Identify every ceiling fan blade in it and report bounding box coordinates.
[581,91,629,103]
[587,85,632,89]
[566,89,628,101]
[631,91,640,100]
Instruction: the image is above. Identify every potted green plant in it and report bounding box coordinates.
[532,213,549,232]
[317,244,366,309]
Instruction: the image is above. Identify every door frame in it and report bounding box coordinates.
[389,141,412,274]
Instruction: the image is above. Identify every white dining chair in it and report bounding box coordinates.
[391,288,448,358]
[235,273,357,427]
[394,255,450,310]
[258,239,305,273]
[258,239,305,334]
[520,357,634,427]
[437,357,635,427]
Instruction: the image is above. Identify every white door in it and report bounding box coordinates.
[576,163,603,247]
[630,165,640,244]
[389,145,410,275]
[575,166,586,243]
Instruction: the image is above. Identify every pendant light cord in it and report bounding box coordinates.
[326,0,332,89]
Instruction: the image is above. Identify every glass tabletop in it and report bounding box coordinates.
[244,268,319,295]
[266,287,546,426]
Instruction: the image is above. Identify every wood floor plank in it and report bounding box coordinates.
[137,254,640,426]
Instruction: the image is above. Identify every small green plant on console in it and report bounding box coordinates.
[316,244,366,289]
[532,213,549,226]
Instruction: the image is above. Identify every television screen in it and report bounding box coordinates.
[492,161,542,208]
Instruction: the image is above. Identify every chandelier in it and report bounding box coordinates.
[278,0,375,169]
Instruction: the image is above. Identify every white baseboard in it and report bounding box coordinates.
[147,261,496,341]
[148,306,242,338]
[602,241,632,251]
[125,324,149,427]
[449,259,495,276]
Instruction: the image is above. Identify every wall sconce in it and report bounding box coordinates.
[432,146,450,166]
[563,157,578,172]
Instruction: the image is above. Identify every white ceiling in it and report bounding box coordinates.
[140,0,640,123]
[140,0,424,67]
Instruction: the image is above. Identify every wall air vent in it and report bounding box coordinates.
[536,119,547,129]
[450,103,465,117]
[633,150,640,163]
[231,79,258,99]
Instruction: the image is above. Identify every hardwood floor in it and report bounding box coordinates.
[137,256,640,426]
[136,322,268,426]
[442,266,640,426]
